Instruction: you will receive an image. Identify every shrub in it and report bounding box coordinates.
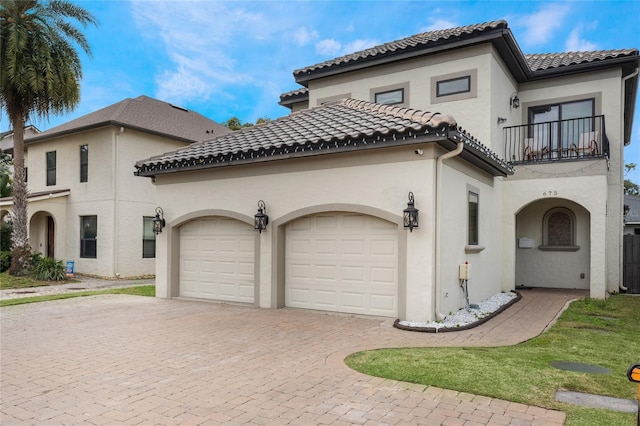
[0,251,11,272]
[33,256,66,281]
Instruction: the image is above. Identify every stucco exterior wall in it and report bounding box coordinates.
[502,173,608,298]
[152,143,504,322]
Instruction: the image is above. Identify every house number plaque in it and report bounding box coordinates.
[542,191,558,196]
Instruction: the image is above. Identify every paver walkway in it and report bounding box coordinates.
[0,287,585,425]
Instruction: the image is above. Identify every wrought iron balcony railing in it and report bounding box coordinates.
[504,115,608,164]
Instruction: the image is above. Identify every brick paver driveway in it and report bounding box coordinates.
[0,289,584,425]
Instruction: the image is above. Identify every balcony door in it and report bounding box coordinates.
[529,99,594,157]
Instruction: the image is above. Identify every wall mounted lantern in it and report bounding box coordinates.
[510,92,520,109]
[403,192,419,232]
[152,207,166,235]
[254,200,269,233]
[497,117,508,125]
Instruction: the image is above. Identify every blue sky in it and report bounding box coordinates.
[2,0,640,181]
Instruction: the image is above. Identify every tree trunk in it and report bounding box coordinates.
[9,115,31,276]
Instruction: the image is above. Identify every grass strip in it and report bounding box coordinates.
[0,285,155,307]
[345,295,640,426]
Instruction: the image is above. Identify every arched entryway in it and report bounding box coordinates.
[515,198,590,289]
[29,211,56,258]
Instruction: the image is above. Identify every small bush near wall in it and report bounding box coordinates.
[33,256,66,281]
[0,251,11,272]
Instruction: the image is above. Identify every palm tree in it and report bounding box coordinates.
[0,0,97,274]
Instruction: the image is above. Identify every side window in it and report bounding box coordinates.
[80,215,97,258]
[468,191,479,245]
[430,69,477,104]
[80,145,88,182]
[437,76,470,97]
[375,88,404,105]
[142,217,156,258]
[46,151,56,186]
[542,207,576,248]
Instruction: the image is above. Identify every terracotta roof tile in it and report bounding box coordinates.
[136,99,511,177]
[525,49,639,71]
[293,21,508,79]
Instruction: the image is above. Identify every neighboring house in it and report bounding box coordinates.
[135,20,638,323]
[1,125,41,154]
[0,95,231,278]
[625,194,640,234]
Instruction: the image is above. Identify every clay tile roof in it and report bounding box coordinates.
[26,95,231,144]
[293,20,507,80]
[136,99,512,177]
[525,49,639,71]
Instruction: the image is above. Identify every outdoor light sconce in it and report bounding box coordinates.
[152,207,166,235]
[403,192,419,232]
[510,92,520,109]
[497,117,508,125]
[254,200,269,233]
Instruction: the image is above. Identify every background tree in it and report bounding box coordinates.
[0,0,97,275]
[625,163,639,196]
[224,116,271,130]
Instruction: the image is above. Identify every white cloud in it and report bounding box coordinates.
[420,18,458,32]
[565,27,598,52]
[518,3,572,46]
[343,39,379,53]
[294,27,319,46]
[316,39,342,56]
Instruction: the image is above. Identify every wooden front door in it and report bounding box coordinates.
[47,216,55,258]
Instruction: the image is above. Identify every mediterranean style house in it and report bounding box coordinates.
[0,95,230,278]
[135,21,640,322]
[133,20,635,323]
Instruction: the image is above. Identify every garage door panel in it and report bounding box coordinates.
[180,218,255,303]
[286,213,398,317]
[342,292,365,310]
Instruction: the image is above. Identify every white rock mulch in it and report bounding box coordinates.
[398,291,518,331]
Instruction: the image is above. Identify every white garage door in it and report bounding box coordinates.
[180,217,255,303]
[286,213,398,317]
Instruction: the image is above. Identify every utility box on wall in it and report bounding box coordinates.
[459,263,471,280]
[518,237,534,249]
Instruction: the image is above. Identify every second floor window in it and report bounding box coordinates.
[46,151,56,186]
[375,88,404,105]
[437,76,470,97]
[80,145,88,182]
[528,99,595,154]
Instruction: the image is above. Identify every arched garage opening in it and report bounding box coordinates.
[515,198,590,289]
[278,209,404,318]
[178,216,256,303]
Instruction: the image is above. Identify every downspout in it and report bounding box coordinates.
[618,67,638,292]
[112,127,124,277]
[434,141,465,320]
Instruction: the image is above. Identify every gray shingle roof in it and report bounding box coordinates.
[135,99,512,177]
[625,194,640,225]
[294,21,508,81]
[26,95,231,144]
[525,50,639,71]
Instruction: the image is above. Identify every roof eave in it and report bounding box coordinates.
[293,30,509,86]
[25,121,199,145]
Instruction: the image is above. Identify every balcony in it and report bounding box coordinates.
[504,115,608,164]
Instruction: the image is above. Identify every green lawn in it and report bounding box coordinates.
[346,296,640,426]
[0,271,155,307]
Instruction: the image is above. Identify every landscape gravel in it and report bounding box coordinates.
[398,291,518,330]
